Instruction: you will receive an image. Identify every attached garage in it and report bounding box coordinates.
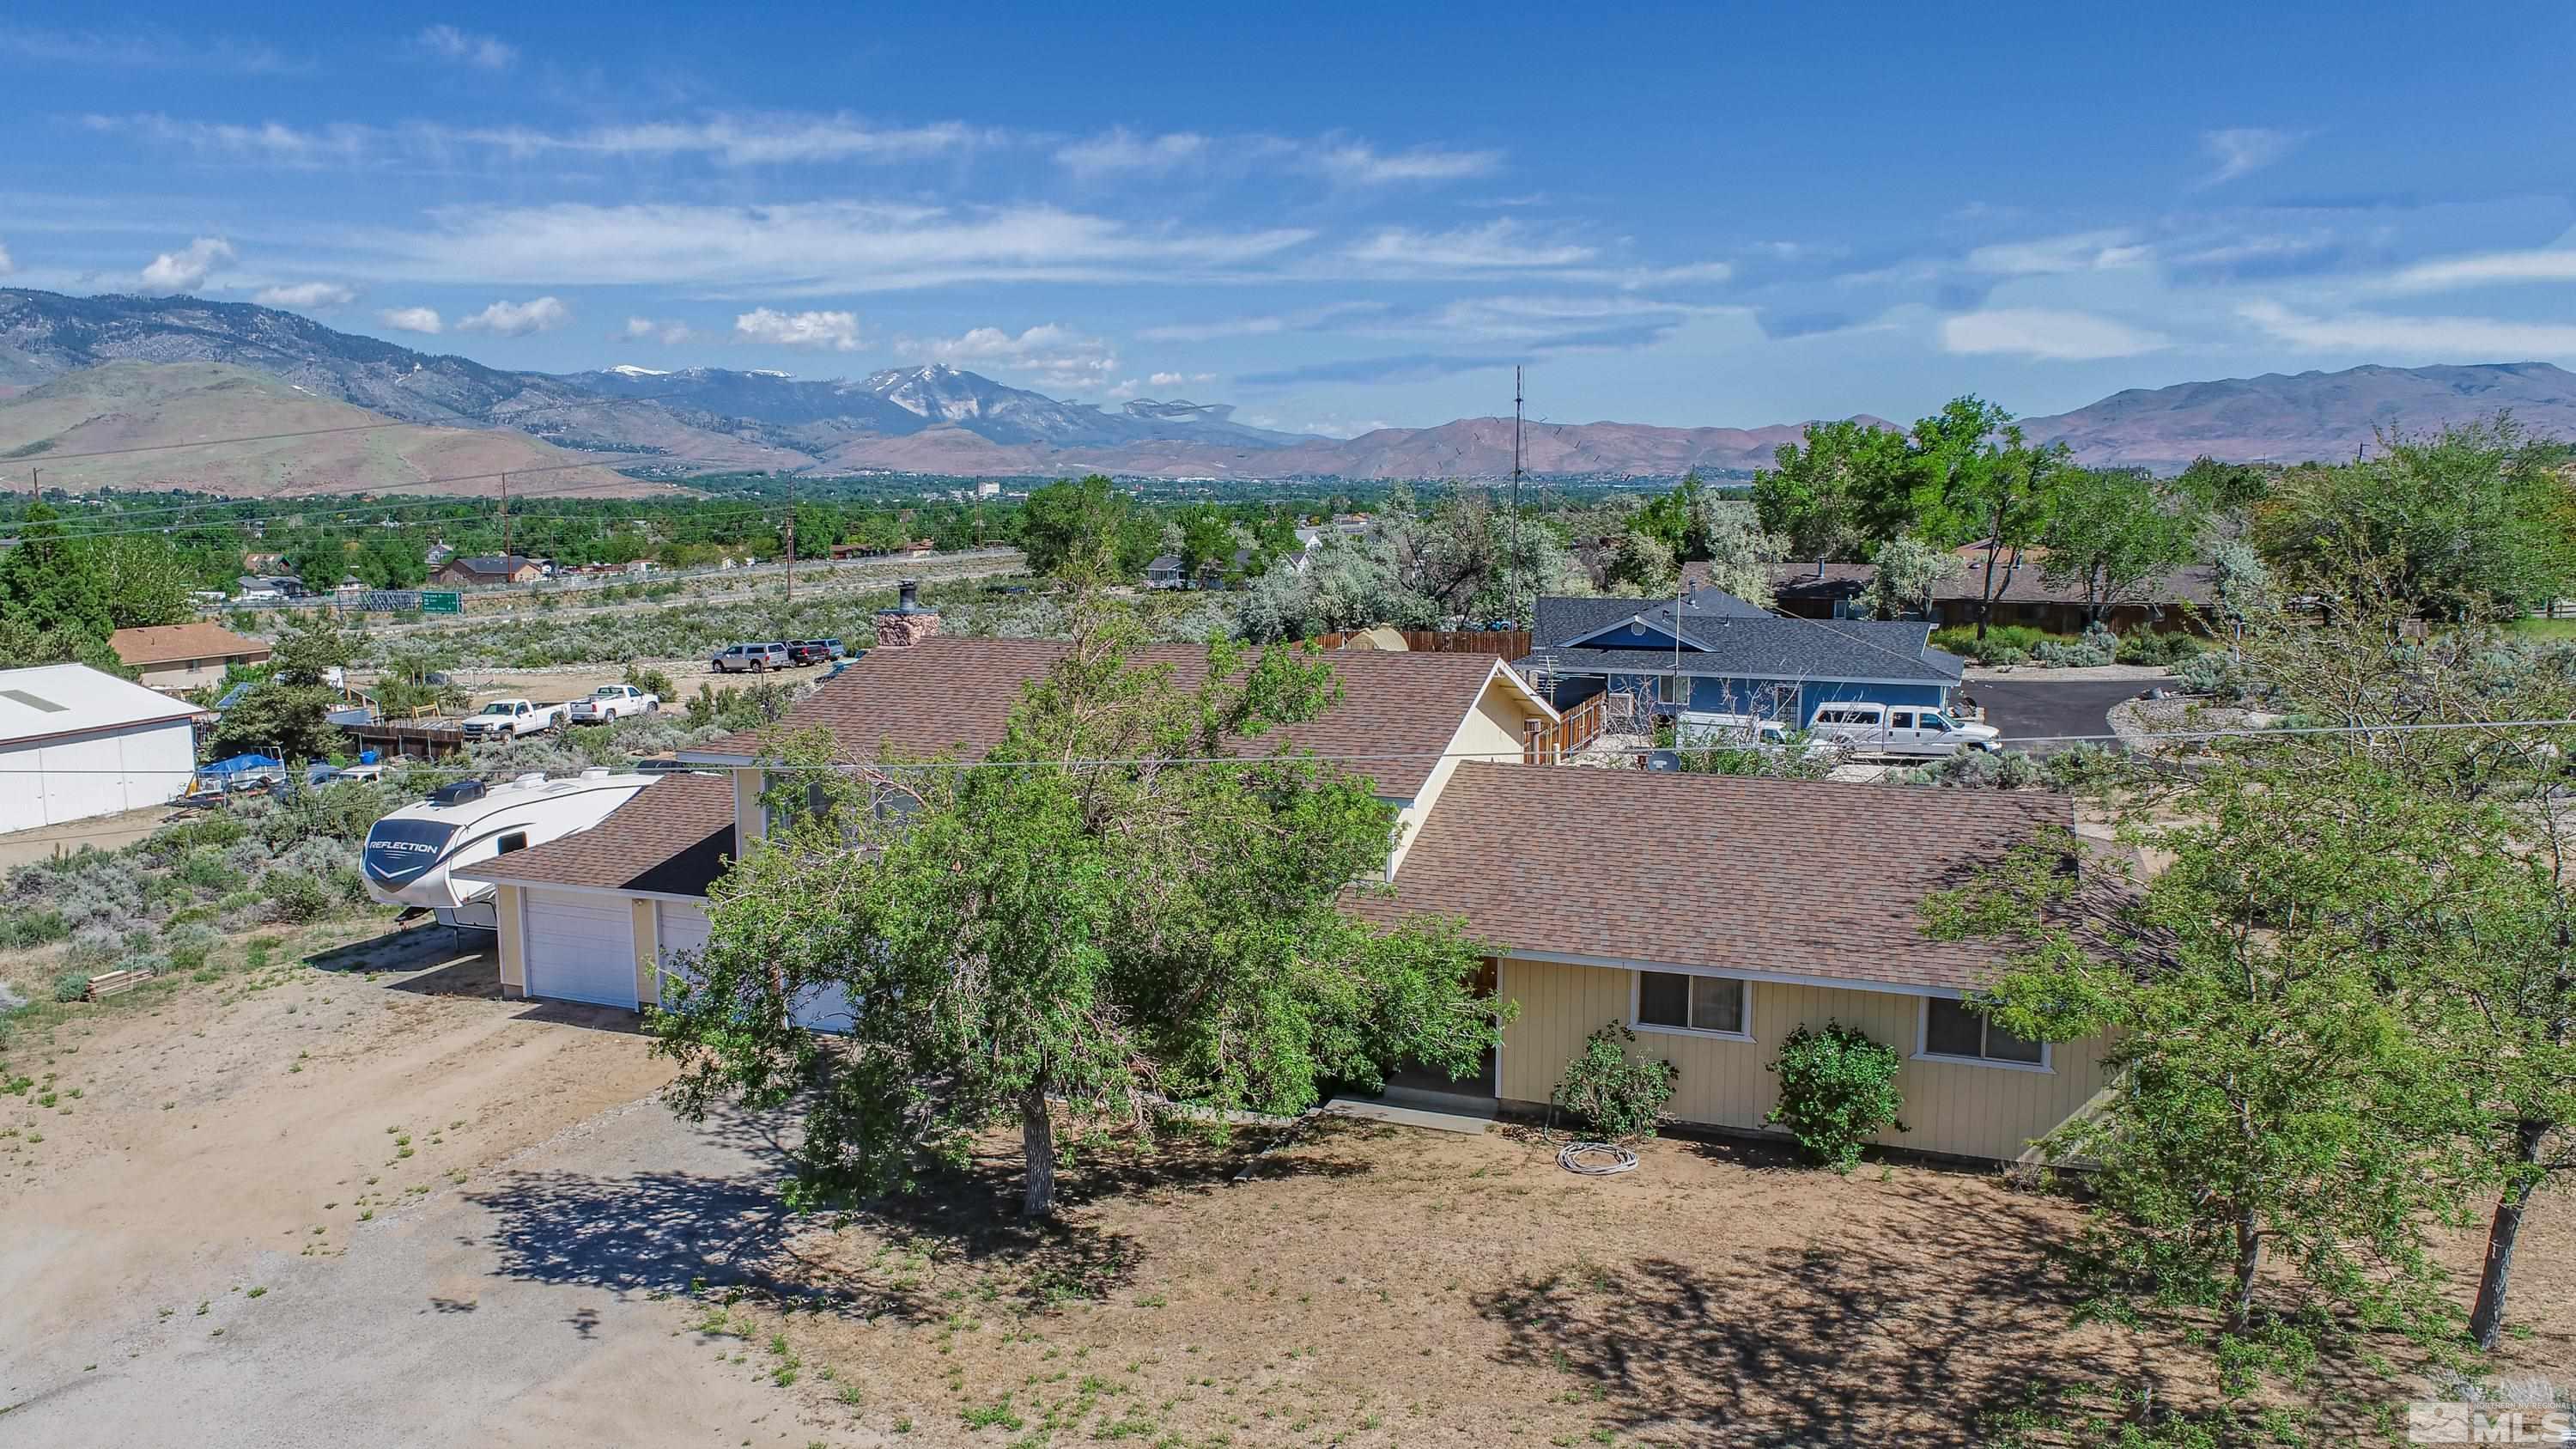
[652,897,851,1032]
[519,889,638,1008]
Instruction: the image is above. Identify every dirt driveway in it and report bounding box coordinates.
[0,927,840,1448]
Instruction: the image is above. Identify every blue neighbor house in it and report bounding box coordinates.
[1516,588,1967,726]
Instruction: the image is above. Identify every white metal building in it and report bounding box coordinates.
[0,664,207,836]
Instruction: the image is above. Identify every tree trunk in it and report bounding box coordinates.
[1019,1085,1058,1220]
[1977,533,2005,640]
[2468,1119,2549,1349]
[2227,1209,2263,1334]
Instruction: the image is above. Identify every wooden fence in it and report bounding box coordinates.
[1312,629,1532,658]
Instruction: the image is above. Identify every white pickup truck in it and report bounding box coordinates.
[458,698,569,741]
[1807,702,2002,758]
[567,685,661,723]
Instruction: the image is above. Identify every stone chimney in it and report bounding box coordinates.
[874,577,941,649]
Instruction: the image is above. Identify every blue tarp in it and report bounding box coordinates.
[201,753,282,778]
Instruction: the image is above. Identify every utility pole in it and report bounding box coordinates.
[1509,366,1524,626]
[783,475,795,607]
[498,472,511,562]
[27,467,37,501]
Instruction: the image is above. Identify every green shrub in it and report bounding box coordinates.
[0,909,69,950]
[1930,624,2073,664]
[262,871,332,923]
[161,922,223,971]
[1765,1021,1906,1172]
[1552,1022,1677,1141]
[2114,629,2209,666]
[53,969,94,1003]
[177,847,246,892]
[2032,625,2117,668]
[2172,650,2251,698]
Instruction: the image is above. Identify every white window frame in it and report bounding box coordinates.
[1913,995,2053,1073]
[1629,967,1754,1043]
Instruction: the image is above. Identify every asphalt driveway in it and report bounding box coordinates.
[1963,678,2143,753]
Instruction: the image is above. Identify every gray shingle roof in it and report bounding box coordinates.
[1519,617,1962,684]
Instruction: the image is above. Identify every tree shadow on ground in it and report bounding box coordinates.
[1473,1175,2173,1447]
[467,1103,1370,1325]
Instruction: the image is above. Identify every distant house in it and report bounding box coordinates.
[1733,549,2221,635]
[108,622,272,691]
[0,663,209,832]
[241,551,286,575]
[432,554,544,587]
[1516,586,1966,725]
[425,543,456,569]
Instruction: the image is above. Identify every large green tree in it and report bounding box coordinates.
[1018,475,1130,585]
[2251,418,2576,620]
[2037,467,2200,624]
[652,606,1505,1216]
[1927,758,2494,1392]
[1752,418,1913,562]
[207,609,361,761]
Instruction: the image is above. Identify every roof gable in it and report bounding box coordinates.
[1522,616,1959,685]
[457,771,736,895]
[683,636,1552,801]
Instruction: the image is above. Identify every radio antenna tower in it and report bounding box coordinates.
[1509,365,1524,626]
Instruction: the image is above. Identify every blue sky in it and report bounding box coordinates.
[8,1,2576,436]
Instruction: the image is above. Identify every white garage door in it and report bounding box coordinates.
[522,891,637,1008]
[653,898,850,1032]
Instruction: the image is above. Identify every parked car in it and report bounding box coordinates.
[1807,702,2001,758]
[568,684,661,722]
[784,640,832,667]
[306,762,386,788]
[711,642,793,673]
[810,636,848,660]
[459,698,569,741]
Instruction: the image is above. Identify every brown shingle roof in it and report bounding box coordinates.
[108,622,271,667]
[1741,555,2221,609]
[1349,763,2072,993]
[685,636,1543,802]
[456,771,737,896]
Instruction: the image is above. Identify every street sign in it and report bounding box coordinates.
[355,590,462,614]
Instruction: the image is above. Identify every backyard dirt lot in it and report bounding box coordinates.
[3,925,2568,1446]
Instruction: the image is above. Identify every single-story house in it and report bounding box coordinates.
[432,554,544,588]
[1737,550,2221,635]
[107,621,272,691]
[1516,587,1967,727]
[0,663,209,834]
[1350,762,2101,1164]
[459,619,1558,1013]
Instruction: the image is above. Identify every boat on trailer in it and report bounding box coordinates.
[362,769,654,928]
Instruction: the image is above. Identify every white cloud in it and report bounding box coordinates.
[2239,300,2576,357]
[361,201,1315,293]
[1147,371,1216,387]
[1309,141,1501,186]
[137,236,234,295]
[1139,302,1386,343]
[379,306,443,334]
[1346,221,1597,271]
[0,240,13,276]
[456,296,570,336]
[0,27,296,73]
[1965,230,2150,275]
[2200,126,2301,186]
[918,324,1117,389]
[733,307,860,350]
[415,24,516,70]
[82,113,371,167]
[1940,307,2169,360]
[252,281,356,310]
[87,111,979,168]
[1104,378,1140,399]
[2378,248,2576,295]
[1053,128,1498,186]
[1055,129,1212,177]
[620,316,699,345]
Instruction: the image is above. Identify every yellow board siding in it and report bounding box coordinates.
[629,897,660,1008]
[733,768,767,845]
[1497,957,2111,1163]
[1390,678,1532,872]
[495,884,526,995]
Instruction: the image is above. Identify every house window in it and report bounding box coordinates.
[1918,997,2047,1068]
[1634,970,1749,1038]
[1658,674,1686,704]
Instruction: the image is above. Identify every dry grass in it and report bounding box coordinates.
[659,1119,2572,1447]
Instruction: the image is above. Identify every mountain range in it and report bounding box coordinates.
[4,287,2573,496]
